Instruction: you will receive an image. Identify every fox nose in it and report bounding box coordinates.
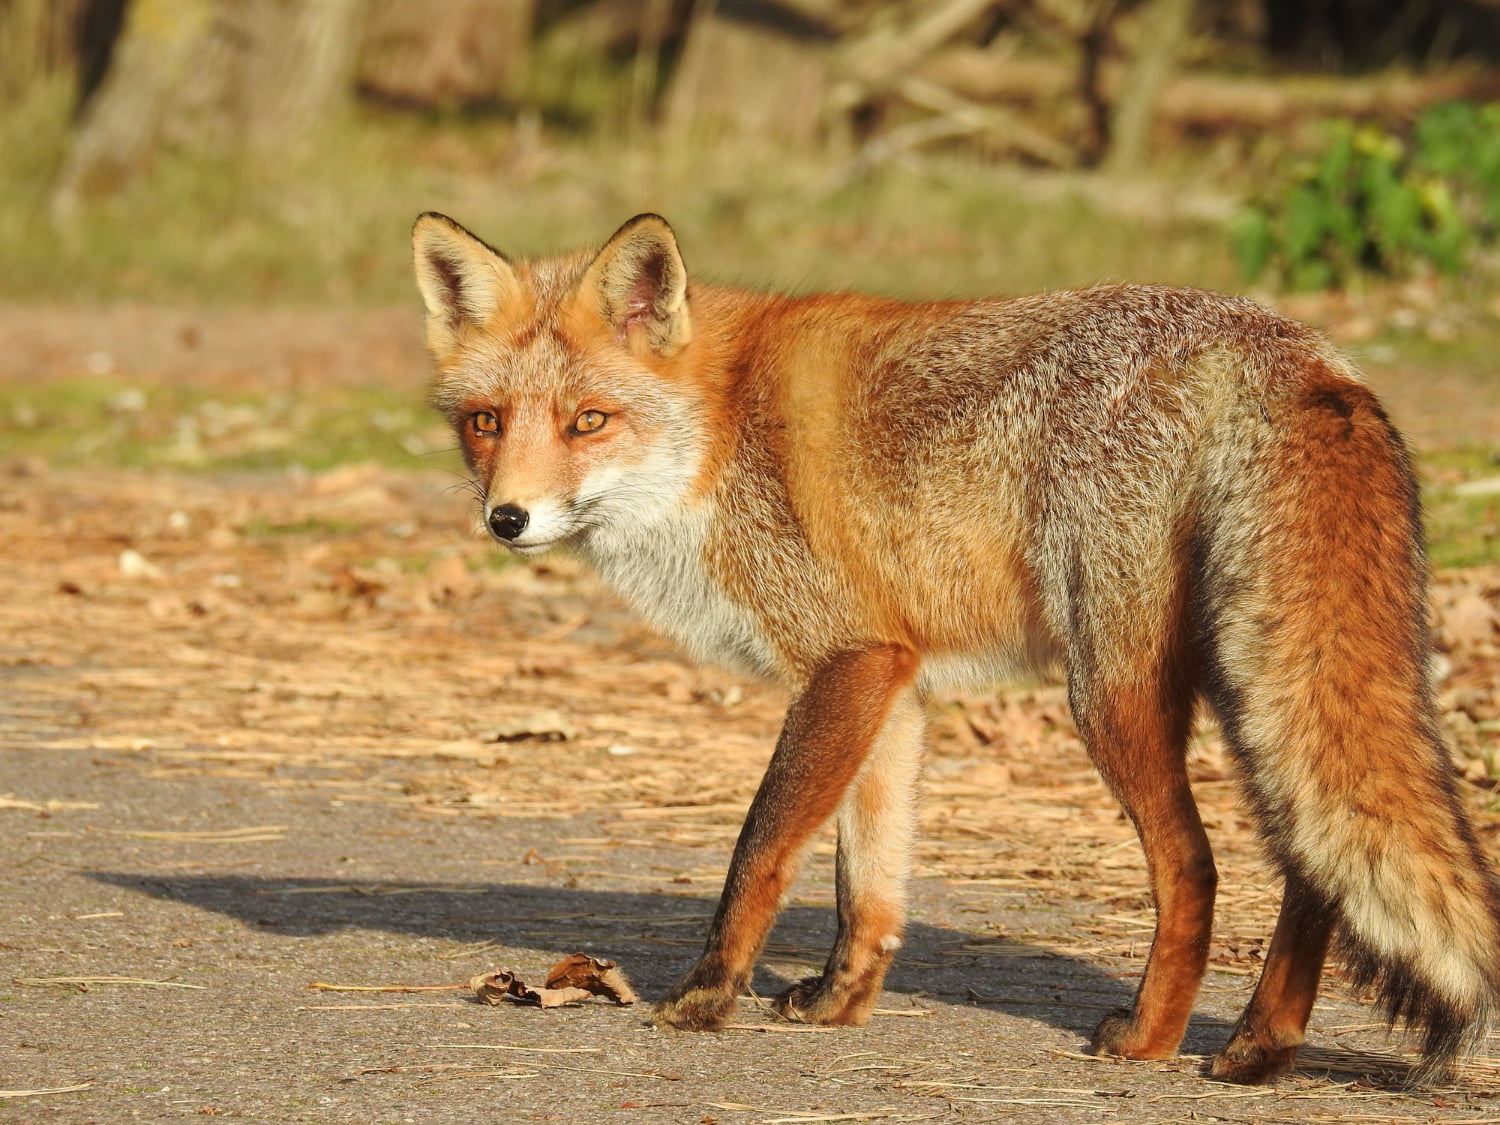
[487,503,529,541]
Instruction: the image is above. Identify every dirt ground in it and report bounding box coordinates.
[3,305,1500,1124]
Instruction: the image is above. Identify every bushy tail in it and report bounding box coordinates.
[1197,349,1500,1076]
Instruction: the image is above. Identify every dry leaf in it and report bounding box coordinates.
[482,710,578,742]
[426,554,474,600]
[1439,589,1498,651]
[470,969,592,1008]
[471,969,525,1005]
[118,548,163,580]
[531,984,593,1008]
[544,952,638,1005]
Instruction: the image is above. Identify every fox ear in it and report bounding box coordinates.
[579,214,691,357]
[412,212,520,357]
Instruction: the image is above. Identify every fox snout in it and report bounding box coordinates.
[486,503,529,542]
[482,497,572,555]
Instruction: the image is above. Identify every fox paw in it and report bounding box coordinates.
[651,984,736,1031]
[1091,1008,1177,1061]
[772,975,875,1026]
[1208,1036,1298,1085]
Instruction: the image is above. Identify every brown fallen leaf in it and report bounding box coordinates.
[471,969,522,1005]
[482,709,578,742]
[470,969,592,1008]
[1438,588,1499,651]
[544,952,638,1005]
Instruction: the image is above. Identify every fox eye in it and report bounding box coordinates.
[574,410,608,434]
[471,411,499,435]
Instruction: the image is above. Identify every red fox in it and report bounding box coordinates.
[412,211,1500,1084]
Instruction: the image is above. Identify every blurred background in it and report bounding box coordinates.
[1,0,1499,564]
[6,0,1500,301]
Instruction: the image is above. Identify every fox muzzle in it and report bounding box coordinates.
[487,503,529,542]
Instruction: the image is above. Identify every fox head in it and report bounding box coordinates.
[412,213,704,557]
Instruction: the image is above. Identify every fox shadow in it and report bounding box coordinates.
[86,869,1237,1056]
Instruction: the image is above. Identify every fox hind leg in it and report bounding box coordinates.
[1073,634,1215,1061]
[1210,874,1333,1083]
[775,687,925,1025]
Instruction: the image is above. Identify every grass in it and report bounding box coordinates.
[0,380,458,475]
[1421,445,1500,569]
[0,82,1243,306]
[237,516,367,540]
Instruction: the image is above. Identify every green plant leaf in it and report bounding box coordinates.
[1228,208,1274,282]
[1283,184,1333,261]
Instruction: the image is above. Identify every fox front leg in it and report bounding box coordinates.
[774,685,925,1025]
[652,645,920,1031]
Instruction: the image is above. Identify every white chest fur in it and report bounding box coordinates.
[578,507,779,679]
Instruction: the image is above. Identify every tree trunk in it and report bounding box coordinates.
[49,0,366,216]
[925,46,1500,134]
[49,0,214,218]
[1102,0,1194,174]
[666,0,834,146]
[239,0,363,153]
[356,0,536,110]
[171,0,364,154]
[628,0,674,134]
[1076,0,1118,166]
[0,0,106,103]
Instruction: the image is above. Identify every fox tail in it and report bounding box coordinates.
[1197,345,1500,1077]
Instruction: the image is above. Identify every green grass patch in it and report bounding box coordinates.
[1357,313,1500,371]
[237,516,365,540]
[0,96,1240,306]
[1421,445,1500,569]
[0,380,459,474]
